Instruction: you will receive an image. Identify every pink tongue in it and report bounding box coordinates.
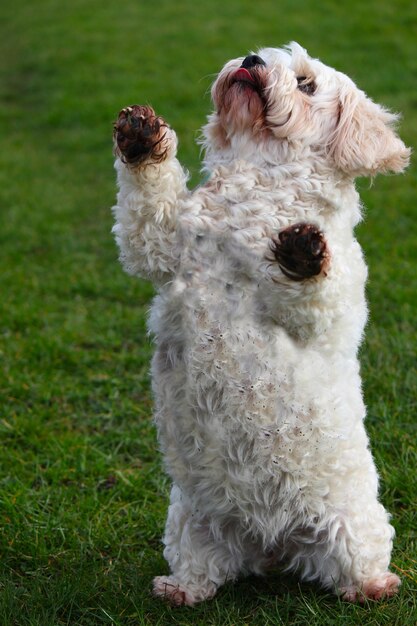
[233,68,254,82]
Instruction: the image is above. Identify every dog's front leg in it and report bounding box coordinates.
[112,106,189,282]
[263,224,367,345]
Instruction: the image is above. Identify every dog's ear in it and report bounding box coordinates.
[327,84,411,176]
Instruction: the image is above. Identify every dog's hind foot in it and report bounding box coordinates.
[153,575,217,606]
[340,572,401,603]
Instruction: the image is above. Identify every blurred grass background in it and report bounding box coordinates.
[0,0,416,624]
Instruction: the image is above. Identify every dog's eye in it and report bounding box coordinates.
[297,77,316,95]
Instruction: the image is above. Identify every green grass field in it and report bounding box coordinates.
[0,0,416,624]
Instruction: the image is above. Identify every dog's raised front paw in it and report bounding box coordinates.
[271,222,330,281]
[113,105,171,166]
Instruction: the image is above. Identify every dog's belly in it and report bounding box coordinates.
[150,256,366,536]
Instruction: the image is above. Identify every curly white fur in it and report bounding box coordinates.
[112,43,410,605]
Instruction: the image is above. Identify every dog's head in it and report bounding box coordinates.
[204,43,410,176]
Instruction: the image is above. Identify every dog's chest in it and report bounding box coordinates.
[176,181,309,293]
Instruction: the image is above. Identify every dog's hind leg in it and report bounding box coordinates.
[332,499,400,602]
[284,465,400,603]
[153,484,245,606]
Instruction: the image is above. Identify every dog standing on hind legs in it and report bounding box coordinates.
[112,43,410,606]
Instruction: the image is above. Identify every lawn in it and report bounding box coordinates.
[0,0,416,624]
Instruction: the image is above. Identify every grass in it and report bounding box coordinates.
[0,0,416,624]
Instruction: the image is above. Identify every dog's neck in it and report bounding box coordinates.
[203,131,337,174]
[202,133,350,186]
[199,133,361,226]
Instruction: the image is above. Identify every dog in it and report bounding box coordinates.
[112,42,410,606]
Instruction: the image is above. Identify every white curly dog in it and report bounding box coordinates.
[112,43,410,605]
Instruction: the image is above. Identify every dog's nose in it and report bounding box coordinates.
[241,54,266,69]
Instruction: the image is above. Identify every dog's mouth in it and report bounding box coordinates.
[229,67,267,102]
[212,61,270,134]
[232,67,257,86]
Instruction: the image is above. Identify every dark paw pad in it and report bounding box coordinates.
[113,105,168,165]
[271,223,329,281]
